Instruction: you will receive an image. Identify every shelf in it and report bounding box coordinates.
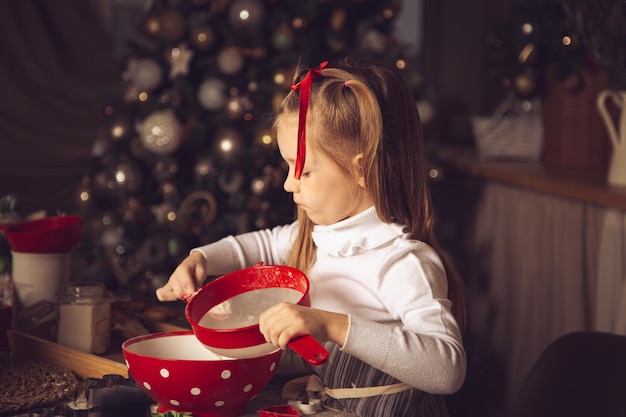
[429,145,626,211]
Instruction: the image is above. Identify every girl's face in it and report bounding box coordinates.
[277,116,373,226]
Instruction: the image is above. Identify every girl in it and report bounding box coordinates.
[156,56,466,417]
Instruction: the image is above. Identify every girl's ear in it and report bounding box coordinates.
[352,153,366,188]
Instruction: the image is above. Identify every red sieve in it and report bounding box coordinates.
[184,263,328,365]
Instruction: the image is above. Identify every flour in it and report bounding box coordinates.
[199,287,302,329]
[57,285,111,354]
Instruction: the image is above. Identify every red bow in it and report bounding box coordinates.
[290,61,329,179]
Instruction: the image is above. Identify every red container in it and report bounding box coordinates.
[258,405,303,417]
[184,264,328,365]
[2,216,83,253]
[122,331,282,417]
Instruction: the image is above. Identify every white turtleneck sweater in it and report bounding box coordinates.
[193,207,466,394]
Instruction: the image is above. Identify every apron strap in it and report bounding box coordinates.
[282,374,412,411]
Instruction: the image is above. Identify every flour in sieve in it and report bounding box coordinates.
[199,287,302,329]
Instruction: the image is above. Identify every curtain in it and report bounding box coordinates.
[0,0,122,216]
[466,181,623,404]
[595,208,626,334]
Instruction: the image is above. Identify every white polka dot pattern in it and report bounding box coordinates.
[122,332,282,415]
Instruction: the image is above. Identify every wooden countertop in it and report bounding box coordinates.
[428,145,626,211]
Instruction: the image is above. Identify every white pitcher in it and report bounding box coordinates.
[597,90,626,186]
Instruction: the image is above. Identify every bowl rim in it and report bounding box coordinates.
[3,215,83,233]
[184,264,310,348]
[121,330,282,361]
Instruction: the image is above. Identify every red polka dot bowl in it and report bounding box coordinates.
[122,331,282,417]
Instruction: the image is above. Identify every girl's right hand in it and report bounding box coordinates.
[155,251,207,302]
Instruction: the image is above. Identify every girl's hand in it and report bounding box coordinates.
[258,303,349,349]
[155,251,207,301]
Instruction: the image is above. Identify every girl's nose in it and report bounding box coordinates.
[283,173,300,193]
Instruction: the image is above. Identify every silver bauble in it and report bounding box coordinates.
[197,78,227,111]
[127,58,163,91]
[138,109,184,155]
[217,47,244,75]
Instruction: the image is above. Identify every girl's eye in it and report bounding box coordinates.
[301,171,310,178]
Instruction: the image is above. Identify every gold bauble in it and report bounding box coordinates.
[143,14,161,37]
[190,26,216,50]
[513,72,537,98]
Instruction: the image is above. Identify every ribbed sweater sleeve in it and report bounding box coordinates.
[342,314,466,394]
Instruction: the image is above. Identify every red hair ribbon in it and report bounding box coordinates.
[290,61,329,179]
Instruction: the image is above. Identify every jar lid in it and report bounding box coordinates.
[59,283,111,304]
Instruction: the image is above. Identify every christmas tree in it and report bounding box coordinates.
[486,0,626,99]
[73,0,423,294]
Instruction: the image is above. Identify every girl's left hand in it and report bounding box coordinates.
[258,303,349,349]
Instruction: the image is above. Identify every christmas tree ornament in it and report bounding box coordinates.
[159,86,183,108]
[380,0,400,20]
[168,44,194,79]
[167,234,188,261]
[127,58,163,91]
[114,159,144,195]
[359,28,387,54]
[158,9,187,42]
[75,176,92,207]
[100,225,127,251]
[193,154,219,182]
[152,156,179,182]
[151,200,178,224]
[228,0,266,30]
[177,191,218,235]
[218,167,245,194]
[513,70,538,98]
[190,26,216,50]
[518,43,538,65]
[226,95,244,119]
[213,127,244,160]
[197,78,227,111]
[273,68,294,89]
[250,176,270,196]
[255,129,277,152]
[142,12,161,37]
[108,115,132,141]
[160,180,178,199]
[291,16,308,31]
[217,47,245,75]
[271,23,295,51]
[138,109,184,154]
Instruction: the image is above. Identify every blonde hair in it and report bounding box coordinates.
[275,57,466,332]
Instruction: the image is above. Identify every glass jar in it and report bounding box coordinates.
[57,283,111,354]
